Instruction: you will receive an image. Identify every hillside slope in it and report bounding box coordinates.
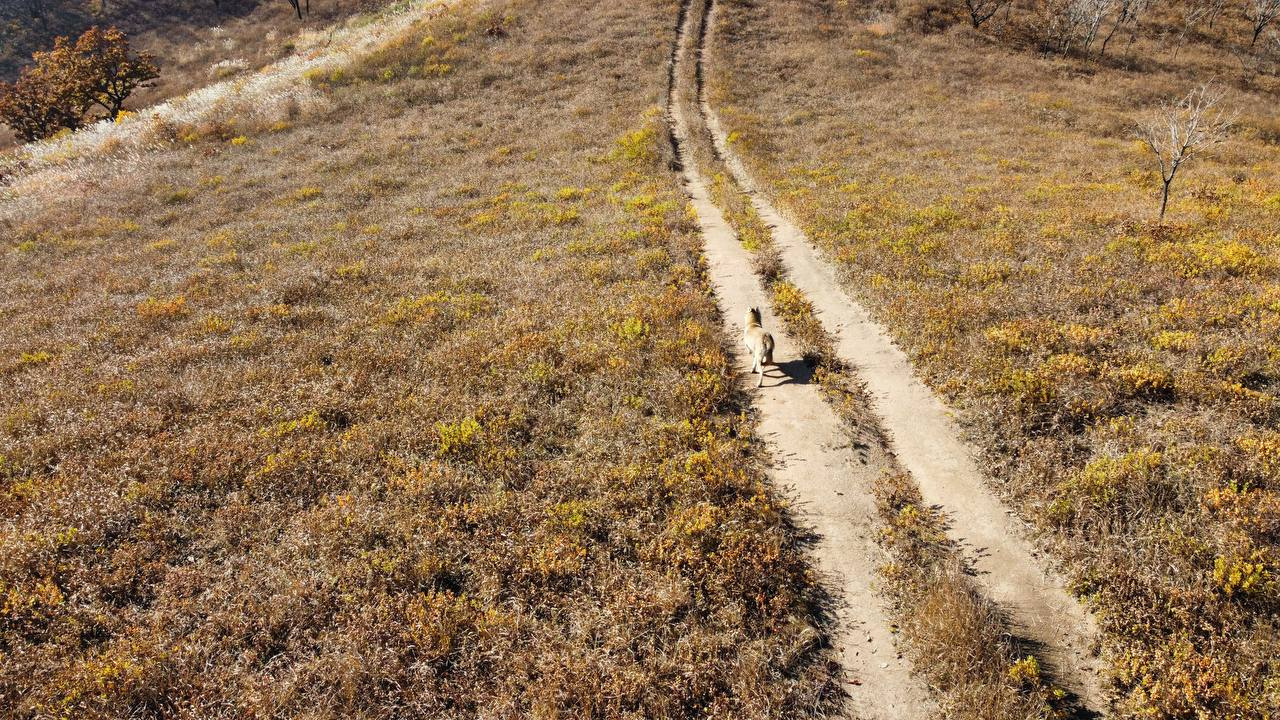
[0,1,844,715]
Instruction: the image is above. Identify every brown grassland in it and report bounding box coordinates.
[0,0,847,715]
[709,0,1280,717]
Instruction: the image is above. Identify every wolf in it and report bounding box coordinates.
[743,307,775,388]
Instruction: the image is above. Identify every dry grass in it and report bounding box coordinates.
[873,472,1065,720]
[0,0,844,715]
[709,0,1280,716]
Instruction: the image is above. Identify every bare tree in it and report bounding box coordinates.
[963,0,1012,28]
[1098,0,1149,56]
[1079,0,1116,51]
[1177,0,1228,57]
[1246,0,1280,46]
[1138,83,1234,219]
[1047,0,1086,52]
[285,0,311,19]
[1047,0,1114,54]
[1204,0,1228,28]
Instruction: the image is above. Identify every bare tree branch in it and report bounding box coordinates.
[1047,0,1125,55]
[1137,82,1234,219]
[962,0,1012,28]
[1098,0,1148,56]
[1245,0,1280,46]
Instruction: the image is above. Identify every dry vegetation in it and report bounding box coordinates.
[709,0,1280,716]
[0,0,846,715]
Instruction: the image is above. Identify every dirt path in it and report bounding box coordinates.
[668,4,934,719]
[693,1,1107,713]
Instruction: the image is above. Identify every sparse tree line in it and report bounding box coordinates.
[959,0,1280,69]
[1041,0,1150,56]
[0,0,1243,223]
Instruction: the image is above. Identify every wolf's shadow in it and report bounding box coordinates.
[759,357,813,386]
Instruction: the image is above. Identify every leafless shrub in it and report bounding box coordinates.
[1174,0,1228,59]
[1137,82,1234,219]
[899,0,963,33]
[1227,27,1280,76]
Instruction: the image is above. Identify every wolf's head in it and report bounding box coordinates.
[745,307,763,327]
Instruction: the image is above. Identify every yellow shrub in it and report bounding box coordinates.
[611,110,661,165]
[1237,432,1280,478]
[995,369,1055,405]
[206,230,236,248]
[336,260,367,279]
[136,295,188,320]
[1116,362,1174,397]
[1212,550,1270,597]
[673,503,722,537]
[1041,353,1092,377]
[437,416,482,457]
[611,316,651,343]
[259,409,321,439]
[772,281,813,324]
[229,330,261,350]
[200,315,231,334]
[1151,330,1196,352]
[1008,655,1041,685]
[548,500,590,531]
[1060,449,1162,506]
[556,186,591,201]
[985,322,1028,352]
